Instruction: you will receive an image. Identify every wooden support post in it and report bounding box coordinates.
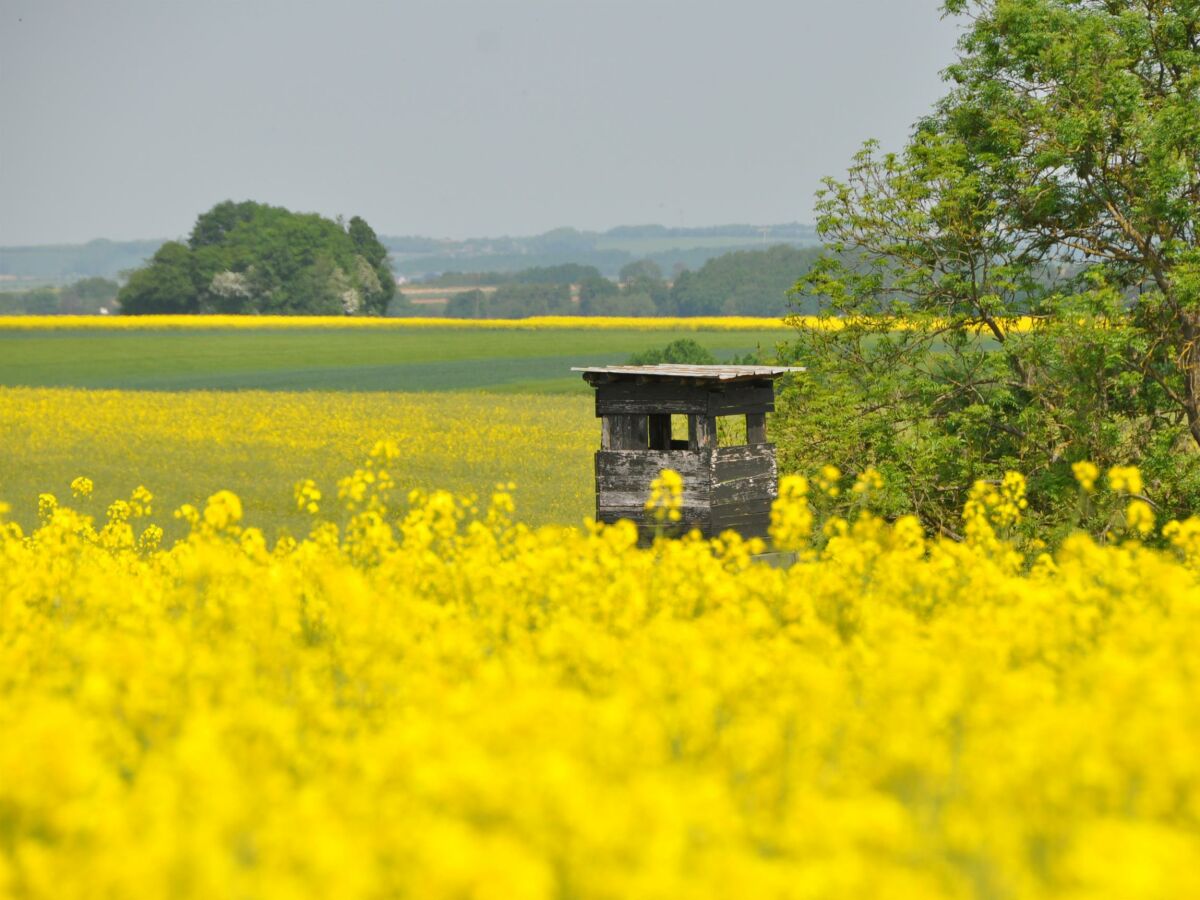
[688,414,716,450]
[746,413,767,444]
[648,414,672,450]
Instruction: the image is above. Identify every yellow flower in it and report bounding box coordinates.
[70,476,94,499]
[1125,499,1155,537]
[1108,465,1144,495]
[815,465,842,498]
[294,478,322,515]
[173,503,200,526]
[202,490,243,531]
[1,448,1199,897]
[1071,461,1099,493]
[645,469,684,526]
[769,474,812,550]
[851,466,884,495]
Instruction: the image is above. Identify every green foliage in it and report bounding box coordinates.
[118,243,198,315]
[117,201,394,316]
[779,0,1200,537]
[628,338,717,366]
[61,277,120,311]
[443,290,488,319]
[581,290,658,317]
[618,259,663,283]
[577,274,620,315]
[488,284,572,318]
[443,285,572,319]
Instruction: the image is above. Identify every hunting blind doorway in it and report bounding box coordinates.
[574,365,803,541]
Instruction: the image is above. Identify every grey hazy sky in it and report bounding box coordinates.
[0,0,961,245]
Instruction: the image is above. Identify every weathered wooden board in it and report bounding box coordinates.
[596,382,710,416]
[712,473,777,504]
[595,449,710,480]
[594,381,776,418]
[578,365,803,384]
[599,491,711,509]
[596,448,711,507]
[706,383,776,417]
[713,444,776,482]
[596,504,712,527]
[711,518,770,539]
[710,496,775,536]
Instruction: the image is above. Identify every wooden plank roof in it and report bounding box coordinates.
[573,364,805,383]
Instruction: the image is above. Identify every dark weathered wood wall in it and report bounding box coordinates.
[594,443,777,540]
[711,444,777,538]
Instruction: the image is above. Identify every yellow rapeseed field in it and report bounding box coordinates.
[0,314,1040,334]
[0,387,595,538]
[2,452,1199,899]
[0,315,792,332]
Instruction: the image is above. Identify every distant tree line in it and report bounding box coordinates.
[118,201,401,316]
[382,223,819,278]
[0,277,120,315]
[437,245,823,319]
[0,239,163,282]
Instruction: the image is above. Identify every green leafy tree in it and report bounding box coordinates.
[628,338,717,366]
[619,259,663,283]
[118,201,395,316]
[488,283,572,318]
[60,277,119,313]
[347,216,395,314]
[577,274,620,315]
[118,242,199,314]
[782,0,1200,535]
[444,289,487,318]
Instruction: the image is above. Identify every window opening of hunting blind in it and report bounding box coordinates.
[601,412,766,451]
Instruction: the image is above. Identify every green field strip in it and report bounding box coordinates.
[0,328,788,392]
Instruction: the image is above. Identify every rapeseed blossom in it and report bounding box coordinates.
[1108,464,1144,495]
[0,314,792,333]
[1126,499,1156,537]
[644,469,684,523]
[1072,460,1099,492]
[0,314,1042,334]
[814,464,841,498]
[1,459,1199,898]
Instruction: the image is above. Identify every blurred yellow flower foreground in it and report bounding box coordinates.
[2,461,1200,899]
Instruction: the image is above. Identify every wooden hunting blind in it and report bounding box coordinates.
[574,364,803,540]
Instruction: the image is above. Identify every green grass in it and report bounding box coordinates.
[0,327,787,392]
